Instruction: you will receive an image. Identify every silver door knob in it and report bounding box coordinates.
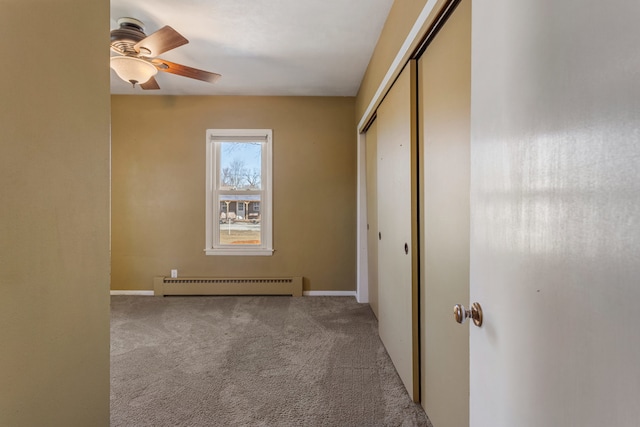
[453,302,483,327]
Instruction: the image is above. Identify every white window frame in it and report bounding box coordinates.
[205,129,273,256]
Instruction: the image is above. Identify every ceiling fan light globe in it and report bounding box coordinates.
[110,56,157,86]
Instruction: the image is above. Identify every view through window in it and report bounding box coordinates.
[218,141,262,244]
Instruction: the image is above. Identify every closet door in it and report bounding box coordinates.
[419,0,471,425]
[365,120,379,318]
[376,61,419,401]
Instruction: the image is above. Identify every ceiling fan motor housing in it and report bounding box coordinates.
[110,17,147,55]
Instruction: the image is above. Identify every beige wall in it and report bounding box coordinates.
[111,96,356,292]
[0,1,111,426]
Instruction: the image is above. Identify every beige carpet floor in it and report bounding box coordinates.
[111,295,431,426]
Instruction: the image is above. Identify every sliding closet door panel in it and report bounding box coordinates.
[376,61,419,401]
[419,1,471,426]
[365,120,379,318]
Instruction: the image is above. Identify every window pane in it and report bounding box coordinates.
[219,142,262,190]
[218,196,261,245]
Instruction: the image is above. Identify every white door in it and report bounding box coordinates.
[471,0,640,425]
[365,120,380,318]
[376,61,419,401]
[418,0,471,425]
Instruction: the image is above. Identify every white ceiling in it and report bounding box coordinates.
[110,0,394,96]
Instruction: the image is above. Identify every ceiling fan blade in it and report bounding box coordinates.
[140,76,160,90]
[134,26,188,57]
[152,59,221,84]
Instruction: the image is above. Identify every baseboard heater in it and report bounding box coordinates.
[153,276,303,297]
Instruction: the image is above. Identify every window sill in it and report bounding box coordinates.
[204,248,274,256]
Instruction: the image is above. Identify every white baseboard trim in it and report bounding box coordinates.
[110,290,154,296]
[303,291,357,297]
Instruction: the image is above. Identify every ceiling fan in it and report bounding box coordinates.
[110,17,221,90]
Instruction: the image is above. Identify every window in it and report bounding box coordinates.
[205,129,273,255]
